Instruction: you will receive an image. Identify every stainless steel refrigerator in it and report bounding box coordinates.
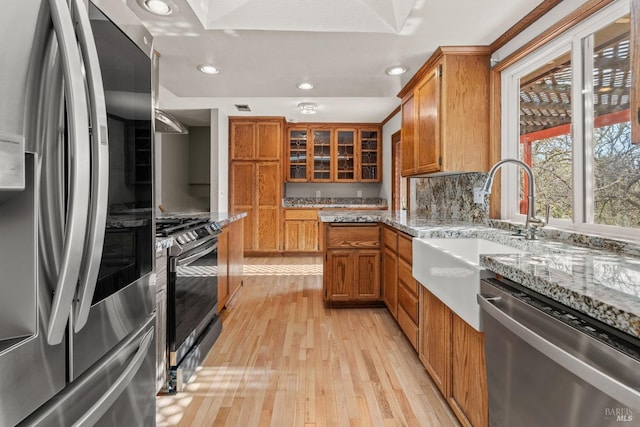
[0,0,156,425]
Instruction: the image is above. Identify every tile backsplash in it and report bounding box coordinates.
[413,173,488,223]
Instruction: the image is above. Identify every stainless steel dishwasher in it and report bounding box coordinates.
[478,278,640,427]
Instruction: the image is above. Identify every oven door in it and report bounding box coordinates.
[169,238,219,364]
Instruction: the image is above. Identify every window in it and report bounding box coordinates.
[501,0,635,239]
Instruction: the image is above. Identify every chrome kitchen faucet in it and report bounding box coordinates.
[481,158,550,240]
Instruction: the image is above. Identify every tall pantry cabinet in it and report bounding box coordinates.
[229,117,284,254]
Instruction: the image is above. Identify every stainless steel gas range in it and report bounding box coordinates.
[156,217,223,391]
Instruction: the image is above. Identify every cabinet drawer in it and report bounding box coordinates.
[398,232,413,263]
[398,282,419,324]
[284,209,318,220]
[398,259,418,296]
[326,224,380,248]
[398,305,418,351]
[383,226,397,250]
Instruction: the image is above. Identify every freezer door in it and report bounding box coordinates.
[0,154,67,427]
[19,315,156,427]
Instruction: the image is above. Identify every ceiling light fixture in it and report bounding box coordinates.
[298,102,317,114]
[385,65,408,76]
[143,0,172,15]
[197,64,221,75]
[297,82,314,90]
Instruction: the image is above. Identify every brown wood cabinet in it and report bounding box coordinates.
[396,232,419,350]
[283,209,319,252]
[229,117,283,255]
[419,286,488,427]
[227,219,244,299]
[398,47,491,176]
[450,314,488,427]
[284,124,381,182]
[419,287,451,398]
[382,226,419,350]
[217,218,244,312]
[230,118,281,161]
[382,226,398,318]
[323,223,381,305]
[217,229,229,312]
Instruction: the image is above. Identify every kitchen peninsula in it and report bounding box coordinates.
[319,209,640,426]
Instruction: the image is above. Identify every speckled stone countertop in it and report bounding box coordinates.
[155,237,174,253]
[156,211,247,227]
[282,197,387,209]
[318,210,640,340]
[154,212,247,252]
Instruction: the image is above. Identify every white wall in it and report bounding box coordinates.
[380,111,401,205]
[160,132,209,212]
[210,109,229,212]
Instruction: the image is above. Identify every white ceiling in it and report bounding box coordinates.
[124,0,544,125]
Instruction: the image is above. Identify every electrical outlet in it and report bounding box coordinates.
[473,187,485,204]
[315,190,321,198]
[357,190,362,198]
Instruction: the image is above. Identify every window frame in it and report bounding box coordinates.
[500,0,636,241]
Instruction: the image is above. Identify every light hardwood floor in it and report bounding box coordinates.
[157,256,459,427]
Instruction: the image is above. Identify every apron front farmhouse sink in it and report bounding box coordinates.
[412,238,527,331]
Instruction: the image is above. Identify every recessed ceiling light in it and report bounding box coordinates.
[298,102,317,114]
[197,64,220,75]
[385,65,408,76]
[297,82,314,90]
[143,0,172,15]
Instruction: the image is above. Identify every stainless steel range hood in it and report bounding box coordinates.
[155,109,188,134]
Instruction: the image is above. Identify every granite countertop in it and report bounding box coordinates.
[283,197,388,209]
[155,236,174,253]
[154,211,248,252]
[318,209,640,340]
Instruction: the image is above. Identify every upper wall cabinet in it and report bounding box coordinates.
[398,47,491,176]
[230,117,283,161]
[285,123,381,183]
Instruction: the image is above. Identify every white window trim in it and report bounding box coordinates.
[500,0,638,241]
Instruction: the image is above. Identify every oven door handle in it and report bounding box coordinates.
[175,242,218,268]
[478,293,640,412]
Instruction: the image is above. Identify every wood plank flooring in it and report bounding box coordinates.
[157,256,459,427]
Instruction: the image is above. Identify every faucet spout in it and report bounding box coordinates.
[482,158,548,239]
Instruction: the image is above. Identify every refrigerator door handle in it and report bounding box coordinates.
[71,327,154,427]
[46,0,91,345]
[71,0,110,333]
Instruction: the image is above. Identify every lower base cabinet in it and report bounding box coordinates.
[218,219,244,311]
[419,286,488,427]
[323,223,381,305]
[450,314,488,427]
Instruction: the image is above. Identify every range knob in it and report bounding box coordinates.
[189,231,198,240]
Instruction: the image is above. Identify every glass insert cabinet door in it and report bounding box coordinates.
[335,129,355,181]
[288,129,308,181]
[359,129,380,182]
[312,129,332,181]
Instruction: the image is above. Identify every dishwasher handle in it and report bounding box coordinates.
[478,293,640,412]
